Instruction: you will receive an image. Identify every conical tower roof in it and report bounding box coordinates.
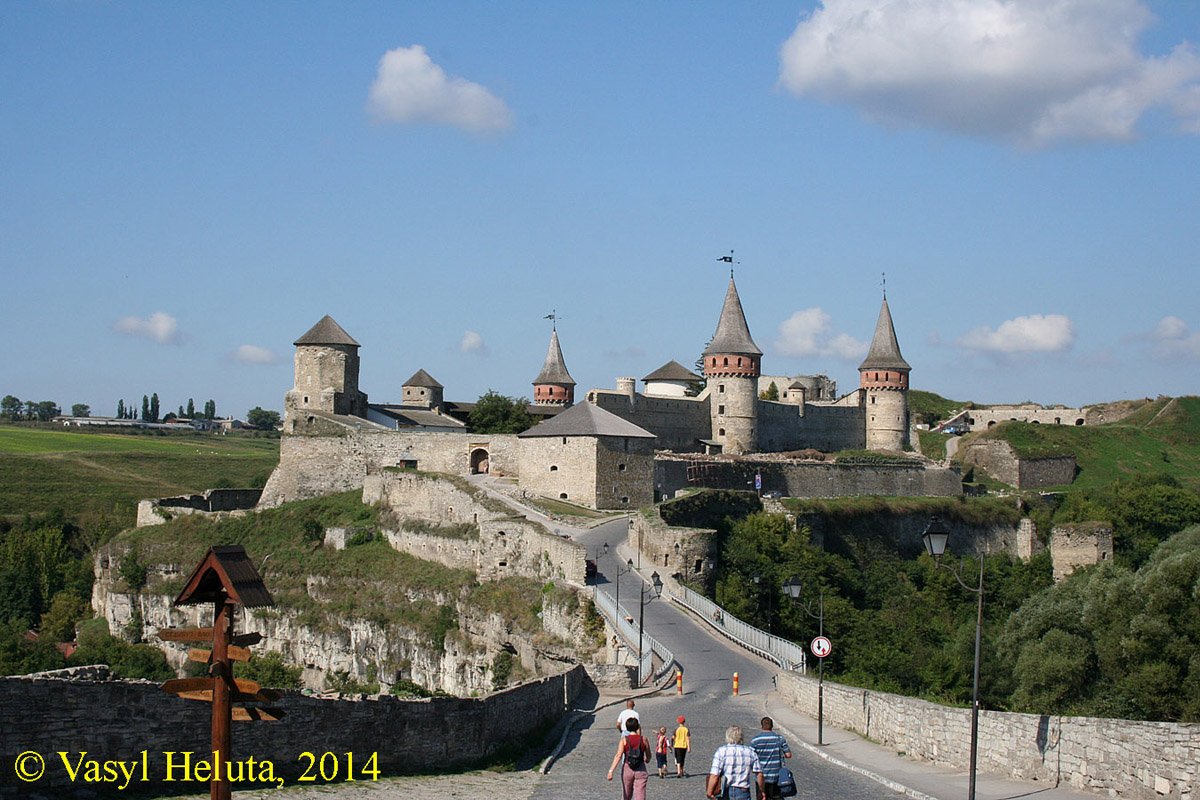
[294,315,360,347]
[858,298,910,372]
[533,329,575,386]
[703,276,762,356]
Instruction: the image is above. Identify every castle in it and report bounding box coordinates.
[261,276,944,510]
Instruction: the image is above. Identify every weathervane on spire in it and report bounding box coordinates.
[543,310,562,331]
[882,272,887,299]
[717,250,735,278]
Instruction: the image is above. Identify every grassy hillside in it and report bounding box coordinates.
[908,389,965,426]
[970,396,1200,491]
[0,425,279,529]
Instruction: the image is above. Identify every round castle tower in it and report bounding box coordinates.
[858,297,911,451]
[402,369,444,410]
[703,275,761,454]
[532,328,575,406]
[284,314,369,423]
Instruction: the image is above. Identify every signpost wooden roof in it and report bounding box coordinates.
[174,545,275,608]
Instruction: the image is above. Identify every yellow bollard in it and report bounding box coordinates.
[732,671,739,696]
[676,669,683,695]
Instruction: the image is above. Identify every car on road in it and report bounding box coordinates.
[585,559,597,579]
[762,490,783,499]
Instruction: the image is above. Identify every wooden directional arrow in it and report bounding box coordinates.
[161,677,214,694]
[171,685,283,704]
[157,627,215,642]
[188,646,252,663]
[232,707,285,721]
[231,632,263,647]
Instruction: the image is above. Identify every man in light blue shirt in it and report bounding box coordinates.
[707,726,765,800]
[750,717,792,800]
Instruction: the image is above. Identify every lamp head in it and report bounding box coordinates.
[626,558,634,570]
[923,515,950,559]
[651,571,663,598]
[782,574,803,600]
[602,542,609,556]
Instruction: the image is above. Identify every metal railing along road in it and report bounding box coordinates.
[667,583,807,672]
[594,587,675,685]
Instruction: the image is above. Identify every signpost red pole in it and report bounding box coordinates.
[210,600,233,800]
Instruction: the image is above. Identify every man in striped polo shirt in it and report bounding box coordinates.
[750,717,792,800]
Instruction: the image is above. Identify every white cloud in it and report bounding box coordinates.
[958,314,1075,354]
[112,312,183,345]
[1147,316,1200,362]
[775,308,868,360]
[230,345,280,365]
[459,330,490,355]
[778,0,1200,146]
[367,45,513,132]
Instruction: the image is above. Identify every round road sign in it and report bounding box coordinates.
[810,636,832,658]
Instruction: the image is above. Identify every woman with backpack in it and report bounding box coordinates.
[607,716,650,800]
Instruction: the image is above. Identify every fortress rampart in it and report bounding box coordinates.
[655,457,961,500]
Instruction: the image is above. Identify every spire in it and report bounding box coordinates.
[533,329,575,387]
[858,297,910,372]
[703,276,762,356]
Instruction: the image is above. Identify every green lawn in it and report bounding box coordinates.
[0,425,279,527]
[969,396,1200,492]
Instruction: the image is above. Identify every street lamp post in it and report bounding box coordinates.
[634,568,664,682]
[922,515,984,800]
[615,556,633,622]
[783,574,825,745]
[752,571,773,633]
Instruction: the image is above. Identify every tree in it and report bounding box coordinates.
[760,381,780,401]
[204,399,216,420]
[149,393,159,423]
[116,399,125,419]
[186,398,195,418]
[35,401,60,421]
[71,404,90,417]
[468,391,534,433]
[246,407,281,430]
[24,400,37,419]
[141,395,150,421]
[1,395,21,420]
[688,336,713,396]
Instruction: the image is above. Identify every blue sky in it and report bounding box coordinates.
[3,1,1199,420]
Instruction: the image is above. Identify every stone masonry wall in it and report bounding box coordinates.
[777,671,1197,800]
[589,389,712,452]
[961,439,1077,489]
[0,666,586,794]
[1050,522,1115,581]
[260,426,521,508]
[363,470,587,585]
[137,489,263,527]
[654,457,961,500]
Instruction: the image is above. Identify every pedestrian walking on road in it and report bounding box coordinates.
[672,715,690,778]
[616,699,640,736]
[706,725,765,800]
[750,717,792,800]
[607,717,650,800]
[655,727,670,778]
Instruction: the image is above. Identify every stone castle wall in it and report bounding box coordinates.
[518,436,600,507]
[757,400,803,452]
[136,489,262,527]
[777,671,1197,800]
[260,425,521,507]
[363,470,587,585]
[631,509,718,585]
[797,403,867,452]
[961,439,1077,489]
[589,389,711,452]
[0,666,586,794]
[1050,522,1114,581]
[655,458,961,500]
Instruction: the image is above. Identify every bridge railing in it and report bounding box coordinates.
[666,583,807,672]
[594,587,676,685]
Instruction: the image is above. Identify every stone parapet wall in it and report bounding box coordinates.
[137,489,263,527]
[777,671,1197,800]
[655,458,961,501]
[0,666,585,793]
[631,508,718,584]
[590,389,711,452]
[1050,522,1114,581]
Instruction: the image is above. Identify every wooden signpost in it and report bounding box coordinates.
[157,546,276,800]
